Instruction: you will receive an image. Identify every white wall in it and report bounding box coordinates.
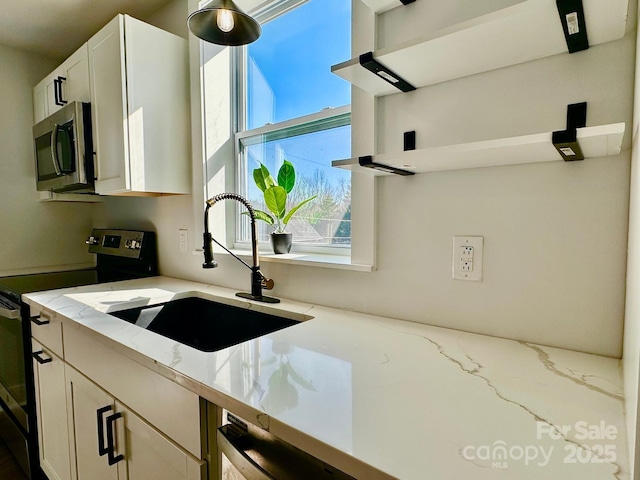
[624,5,640,479]
[0,43,95,275]
[96,0,634,358]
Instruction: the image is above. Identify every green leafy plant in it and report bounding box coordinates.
[248,160,316,234]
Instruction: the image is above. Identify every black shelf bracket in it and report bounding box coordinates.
[557,0,589,53]
[359,52,416,93]
[552,102,587,161]
[359,156,416,176]
[404,131,416,151]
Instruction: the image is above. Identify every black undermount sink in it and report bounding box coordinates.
[110,296,301,352]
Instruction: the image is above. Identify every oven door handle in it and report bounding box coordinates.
[0,300,21,320]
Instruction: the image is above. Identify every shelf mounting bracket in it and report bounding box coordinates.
[552,102,587,161]
[358,156,416,176]
[359,52,416,93]
[557,0,589,53]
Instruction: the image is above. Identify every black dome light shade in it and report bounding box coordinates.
[188,0,261,46]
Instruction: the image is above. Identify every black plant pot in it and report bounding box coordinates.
[270,232,292,254]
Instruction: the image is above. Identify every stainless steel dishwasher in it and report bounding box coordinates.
[217,411,355,480]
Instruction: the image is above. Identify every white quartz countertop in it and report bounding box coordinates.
[24,276,628,479]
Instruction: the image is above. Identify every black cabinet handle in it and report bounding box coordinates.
[32,350,52,364]
[106,412,124,465]
[30,315,50,326]
[96,405,113,457]
[56,76,67,105]
[53,78,61,106]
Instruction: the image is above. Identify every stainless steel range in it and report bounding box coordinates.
[0,229,157,479]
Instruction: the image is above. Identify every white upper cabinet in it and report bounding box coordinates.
[88,14,190,196]
[33,44,90,124]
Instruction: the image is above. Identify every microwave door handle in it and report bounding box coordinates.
[50,124,62,176]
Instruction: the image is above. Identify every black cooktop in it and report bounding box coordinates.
[0,269,100,303]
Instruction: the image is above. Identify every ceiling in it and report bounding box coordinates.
[0,0,177,59]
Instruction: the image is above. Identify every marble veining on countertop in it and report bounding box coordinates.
[24,276,628,479]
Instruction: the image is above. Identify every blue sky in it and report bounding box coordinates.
[243,0,352,190]
[247,0,351,126]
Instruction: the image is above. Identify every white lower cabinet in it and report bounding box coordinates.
[66,366,205,480]
[32,339,72,480]
[30,310,207,480]
[65,366,117,480]
[117,402,205,480]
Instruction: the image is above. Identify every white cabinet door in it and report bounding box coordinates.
[33,44,90,124]
[88,15,130,195]
[33,77,48,123]
[88,14,190,196]
[33,74,58,124]
[66,366,118,480]
[32,339,72,480]
[65,365,205,480]
[57,44,90,109]
[112,400,206,480]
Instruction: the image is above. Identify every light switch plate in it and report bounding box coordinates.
[452,236,483,281]
[179,229,189,254]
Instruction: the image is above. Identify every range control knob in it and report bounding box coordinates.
[85,236,100,246]
[125,239,142,250]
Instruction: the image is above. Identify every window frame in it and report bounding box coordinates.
[188,0,376,271]
[232,0,353,255]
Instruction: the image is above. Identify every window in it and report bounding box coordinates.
[235,0,352,251]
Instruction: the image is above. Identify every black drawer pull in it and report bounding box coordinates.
[96,405,113,457]
[32,350,52,364]
[106,412,124,465]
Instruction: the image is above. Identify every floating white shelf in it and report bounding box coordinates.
[332,123,626,176]
[360,0,408,14]
[332,0,630,96]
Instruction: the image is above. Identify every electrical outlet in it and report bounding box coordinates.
[179,229,188,254]
[452,236,483,281]
[460,246,474,259]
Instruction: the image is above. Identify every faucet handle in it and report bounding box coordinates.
[261,277,274,290]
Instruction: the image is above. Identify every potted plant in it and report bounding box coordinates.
[248,160,316,254]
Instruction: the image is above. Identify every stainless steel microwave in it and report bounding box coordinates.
[32,101,94,193]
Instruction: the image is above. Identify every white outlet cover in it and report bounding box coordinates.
[452,236,483,281]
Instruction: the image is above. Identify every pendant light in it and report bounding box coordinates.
[188,0,261,46]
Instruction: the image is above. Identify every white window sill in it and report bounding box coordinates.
[194,248,374,272]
